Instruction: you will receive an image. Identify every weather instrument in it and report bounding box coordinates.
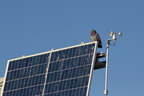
[104,31,122,96]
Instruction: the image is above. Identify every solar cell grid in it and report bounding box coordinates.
[43,43,96,96]
[2,42,97,96]
[3,53,50,96]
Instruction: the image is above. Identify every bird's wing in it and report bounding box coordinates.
[96,33,100,41]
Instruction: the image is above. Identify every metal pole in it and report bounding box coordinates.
[103,32,122,95]
[104,44,109,95]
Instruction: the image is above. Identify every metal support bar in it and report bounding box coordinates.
[104,45,109,95]
[94,52,106,70]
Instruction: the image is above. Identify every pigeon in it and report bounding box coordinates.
[91,29,102,48]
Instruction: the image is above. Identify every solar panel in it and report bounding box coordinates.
[1,42,98,96]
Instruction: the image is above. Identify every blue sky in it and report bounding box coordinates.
[0,0,144,96]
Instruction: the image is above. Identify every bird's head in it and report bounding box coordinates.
[91,29,96,36]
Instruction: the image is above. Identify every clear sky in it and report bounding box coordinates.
[0,0,144,96]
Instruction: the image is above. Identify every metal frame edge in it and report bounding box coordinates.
[86,41,98,96]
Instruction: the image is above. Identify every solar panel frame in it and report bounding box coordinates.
[86,42,97,96]
[1,41,98,96]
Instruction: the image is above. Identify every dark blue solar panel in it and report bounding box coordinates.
[3,53,50,96]
[2,42,96,96]
[43,43,95,96]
